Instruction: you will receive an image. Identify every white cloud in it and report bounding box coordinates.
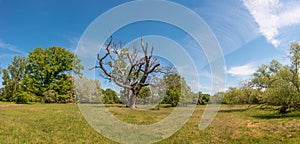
[0,39,26,54]
[244,0,300,47]
[228,63,256,76]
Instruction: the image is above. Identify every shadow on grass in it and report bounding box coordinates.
[89,104,174,111]
[157,104,173,108]
[218,105,259,113]
[252,111,300,119]
[89,104,126,109]
[218,108,249,113]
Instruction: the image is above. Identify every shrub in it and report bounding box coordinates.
[14,91,36,104]
[57,95,68,103]
[43,90,58,103]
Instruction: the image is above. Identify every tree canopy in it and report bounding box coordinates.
[0,47,84,103]
[221,42,300,113]
[1,56,26,102]
[160,73,194,107]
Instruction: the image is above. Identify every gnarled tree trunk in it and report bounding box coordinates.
[93,37,171,108]
[125,89,137,108]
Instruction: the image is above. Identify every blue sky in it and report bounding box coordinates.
[1,0,300,93]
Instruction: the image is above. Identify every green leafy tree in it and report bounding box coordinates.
[1,56,27,101]
[197,92,210,105]
[137,86,151,99]
[14,91,36,104]
[265,66,299,113]
[20,47,83,103]
[252,60,282,90]
[239,80,261,104]
[161,73,191,107]
[223,87,243,104]
[252,42,300,113]
[102,88,121,104]
[222,85,260,105]
[136,86,151,105]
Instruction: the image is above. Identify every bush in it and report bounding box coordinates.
[14,91,36,104]
[43,90,58,103]
[197,93,210,105]
[57,95,68,103]
[102,89,121,104]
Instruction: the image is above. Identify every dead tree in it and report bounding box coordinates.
[92,37,172,108]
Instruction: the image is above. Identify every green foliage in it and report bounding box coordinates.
[22,47,83,98]
[197,92,210,105]
[263,66,299,113]
[165,87,180,107]
[222,86,261,105]
[137,86,151,99]
[219,42,300,113]
[14,91,36,104]
[135,86,151,105]
[252,60,282,90]
[42,90,58,103]
[1,56,27,102]
[250,42,300,113]
[102,88,121,104]
[161,73,192,107]
[1,47,83,104]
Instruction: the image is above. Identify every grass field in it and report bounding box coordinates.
[1,103,300,143]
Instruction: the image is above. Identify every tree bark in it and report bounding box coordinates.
[279,104,288,114]
[126,89,137,108]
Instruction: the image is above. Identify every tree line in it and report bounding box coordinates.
[4,42,298,113]
[75,73,210,107]
[0,46,210,106]
[220,42,300,113]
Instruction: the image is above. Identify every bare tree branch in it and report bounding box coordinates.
[92,36,174,108]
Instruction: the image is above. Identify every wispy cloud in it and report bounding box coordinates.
[244,0,300,47]
[66,36,80,52]
[193,1,258,55]
[178,35,209,69]
[75,37,103,58]
[228,63,256,77]
[0,39,26,54]
[0,54,15,59]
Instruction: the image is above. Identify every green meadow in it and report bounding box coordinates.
[1,103,300,144]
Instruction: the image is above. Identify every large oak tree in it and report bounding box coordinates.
[93,37,173,108]
[1,47,83,103]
